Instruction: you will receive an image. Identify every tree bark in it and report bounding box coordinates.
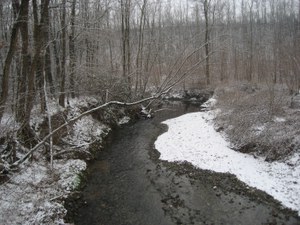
[16,0,30,122]
[69,0,77,99]
[0,0,30,123]
[59,0,66,107]
[24,0,50,123]
[203,0,210,86]
[121,0,132,96]
[44,0,54,95]
[135,0,147,96]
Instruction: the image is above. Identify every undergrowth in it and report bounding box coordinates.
[213,83,300,161]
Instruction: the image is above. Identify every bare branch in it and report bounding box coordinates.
[11,88,171,168]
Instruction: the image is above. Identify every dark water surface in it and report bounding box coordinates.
[71,102,300,225]
[73,102,197,225]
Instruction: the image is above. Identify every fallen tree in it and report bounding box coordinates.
[4,38,216,170]
[10,88,172,168]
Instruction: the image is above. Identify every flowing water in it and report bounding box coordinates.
[68,102,300,225]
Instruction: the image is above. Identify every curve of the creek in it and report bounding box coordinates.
[66,101,300,225]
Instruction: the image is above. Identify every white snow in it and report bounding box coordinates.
[274,117,286,123]
[252,125,265,135]
[118,116,131,125]
[30,99,64,130]
[0,97,110,225]
[0,113,20,134]
[65,115,110,148]
[155,111,300,215]
[0,159,87,224]
[201,97,217,108]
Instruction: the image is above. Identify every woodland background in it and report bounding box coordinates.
[0,1,300,223]
[0,0,299,133]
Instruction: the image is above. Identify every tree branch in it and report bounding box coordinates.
[11,88,171,167]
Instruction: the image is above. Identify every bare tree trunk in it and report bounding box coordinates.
[121,0,132,96]
[43,67,53,169]
[37,57,46,113]
[69,0,76,98]
[203,0,210,86]
[24,0,50,123]
[44,0,54,95]
[35,0,49,113]
[45,46,54,94]
[195,4,201,61]
[52,20,61,97]
[84,0,92,71]
[121,0,126,78]
[16,0,30,122]
[135,0,147,96]
[0,0,30,123]
[247,0,254,82]
[220,50,226,82]
[105,1,114,72]
[59,0,67,107]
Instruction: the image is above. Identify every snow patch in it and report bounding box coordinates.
[0,159,87,224]
[64,115,110,148]
[30,99,64,130]
[0,113,20,134]
[201,97,217,108]
[274,117,286,123]
[170,92,185,99]
[68,96,98,109]
[118,116,131,125]
[56,159,87,191]
[0,96,110,224]
[155,112,300,215]
[252,125,265,135]
[0,162,60,224]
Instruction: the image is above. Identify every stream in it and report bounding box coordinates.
[66,102,300,225]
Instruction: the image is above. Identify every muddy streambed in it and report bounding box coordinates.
[65,102,300,225]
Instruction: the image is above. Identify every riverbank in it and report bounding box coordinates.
[155,85,300,217]
[0,97,135,224]
[1,87,299,224]
[155,111,300,216]
[68,101,300,225]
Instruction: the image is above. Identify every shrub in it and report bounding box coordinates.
[213,82,299,161]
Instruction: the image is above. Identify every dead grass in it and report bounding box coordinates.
[213,82,300,161]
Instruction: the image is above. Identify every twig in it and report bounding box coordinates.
[154,108,176,113]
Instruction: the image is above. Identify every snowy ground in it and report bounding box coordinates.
[155,110,300,216]
[0,159,86,224]
[0,97,131,225]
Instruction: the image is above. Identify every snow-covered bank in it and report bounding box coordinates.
[155,111,300,215]
[0,97,133,224]
[0,159,86,224]
[0,109,101,224]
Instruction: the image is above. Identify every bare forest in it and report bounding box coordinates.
[1,0,300,185]
[1,0,299,124]
[0,0,300,185]
[0,0,300,224]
